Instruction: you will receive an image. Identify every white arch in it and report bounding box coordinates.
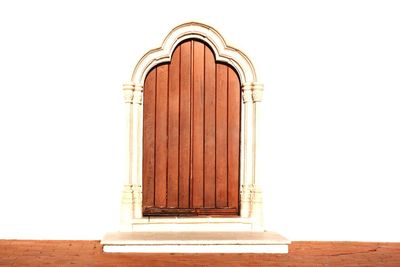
[130,22,258,86]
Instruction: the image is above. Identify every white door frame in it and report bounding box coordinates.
[120,22,264,231]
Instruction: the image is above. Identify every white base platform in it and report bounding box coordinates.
[128,217,256,232]
[101,231,290,253]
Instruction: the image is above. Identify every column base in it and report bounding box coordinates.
[120,184,142,231]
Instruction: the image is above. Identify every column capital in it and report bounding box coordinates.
[252,83,264,102]
[123,82,143,104]
[241,83,264,103]
[242,84,253,103]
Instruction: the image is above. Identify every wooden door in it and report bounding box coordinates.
[142,39,241,216]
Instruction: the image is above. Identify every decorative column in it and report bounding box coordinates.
[250,83,264,230]
[120,82,143,231]
[240,84,254,218]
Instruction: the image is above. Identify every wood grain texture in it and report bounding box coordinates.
[178,41,191,208]
[216,64,228,208]
[227,68,241,209]
[192,41,205,208]
[143,39,241,216]
[142,70,156,208]
[204,45,216,208]
[167,47,180,208]
[154,64,168,208]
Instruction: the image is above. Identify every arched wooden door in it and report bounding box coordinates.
[142,39,241,216]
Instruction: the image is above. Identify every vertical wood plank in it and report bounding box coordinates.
[167,47,180,208]
[204,45,216,208]
[142,69,156,208]
[155,64,168,208]
[190,40,194,208]
[192,41,205,208]
[227,68,241,210]
[179,41,191,208]
[216,63,228,208]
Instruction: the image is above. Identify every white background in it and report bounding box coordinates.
[0,0,399,241]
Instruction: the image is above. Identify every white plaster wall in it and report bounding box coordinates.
[0,0,399,241]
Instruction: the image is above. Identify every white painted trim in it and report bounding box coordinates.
[120,22,265,232]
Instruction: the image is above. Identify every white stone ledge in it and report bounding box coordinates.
[102,231,290,253]
[129,217,257,232]
[103,244,288,253]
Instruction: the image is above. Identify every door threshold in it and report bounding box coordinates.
[132,216,253,224]
[129,216,259,232]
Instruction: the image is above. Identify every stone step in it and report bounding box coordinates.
[129,217,257,232]
[101,231,290,253]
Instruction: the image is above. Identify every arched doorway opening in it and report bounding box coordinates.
[142,39,241,216]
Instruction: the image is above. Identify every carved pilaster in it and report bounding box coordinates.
[132,85,143,198]
[241,83,255,220]
[252,83,264,202]
[123,82,134,186]
[241,82,265,229]
[121,82,143,230]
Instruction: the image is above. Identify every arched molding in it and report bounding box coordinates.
[131,22,259,87]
